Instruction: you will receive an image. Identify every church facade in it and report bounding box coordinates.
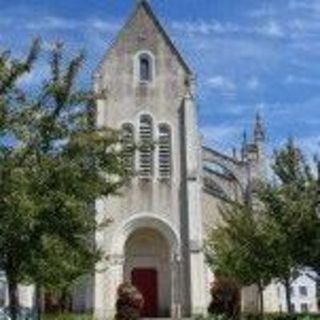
[87,1,266,318]
[0,1,319,317]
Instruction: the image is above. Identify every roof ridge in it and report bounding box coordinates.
[94,0,193,79]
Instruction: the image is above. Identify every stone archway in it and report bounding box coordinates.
[111,213,180,256]
[124,228,171,317]
[109,213,181,318]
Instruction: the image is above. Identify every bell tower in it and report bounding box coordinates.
[93,0,207,318]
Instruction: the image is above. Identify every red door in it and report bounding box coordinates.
[131,268,158,317]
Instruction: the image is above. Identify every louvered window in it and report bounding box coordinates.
[158,124,171,178]
[139,115,153,177]
[121,123,135,174]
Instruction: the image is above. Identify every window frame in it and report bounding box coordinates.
[138,114,154,178]
[299,286,308,297]
[139,54,152,82]
[121,123,136,175]
[158,123,172,180]
[134,50,155,86]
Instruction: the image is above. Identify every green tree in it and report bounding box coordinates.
[206,139,319,315]
[292,161,320,279]
[259,138,318,313]
[0,41,127,319]
[206,202,275,315]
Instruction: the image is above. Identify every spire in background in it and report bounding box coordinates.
[242,130,247,147]
[241,130,248,161]
[317,160,320,216]
[317,160,320,195]
[254,112,266,142]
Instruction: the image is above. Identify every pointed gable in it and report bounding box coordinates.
[95,0,193,77]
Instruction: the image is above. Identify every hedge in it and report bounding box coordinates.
[242,314,320,320]
[195,313,320,320]
[42,314,93,320]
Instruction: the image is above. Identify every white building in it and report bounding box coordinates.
[264,270,319,313]
[0,272,6,307]
[0,271,34,310]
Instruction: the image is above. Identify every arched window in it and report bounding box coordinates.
[139,115,153,177]
[158,124,172,178]
[139,53,152,82]
[121,123,135,174]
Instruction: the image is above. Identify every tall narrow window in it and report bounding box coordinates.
[121,123,135,174]
[139,115,153,177]
[158,124,171,178]
[139,54,152,82]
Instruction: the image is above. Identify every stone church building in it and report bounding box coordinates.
[2,0,318,316]
[0,0,273,318]
[84,1,267,318]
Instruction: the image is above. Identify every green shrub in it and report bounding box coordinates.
[196,313,320,320]
[208,277,241,320]
[194,314,229,320]
[115,283,144,320]
[241,313,320,320]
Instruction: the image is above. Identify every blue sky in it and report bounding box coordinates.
[0,0,319,159]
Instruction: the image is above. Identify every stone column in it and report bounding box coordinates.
[183,89,207,315]
[94,260,107,320]
[94,254,124,320]
[108,255,125,317]
[94,198,107,320]
[171,253,182,319]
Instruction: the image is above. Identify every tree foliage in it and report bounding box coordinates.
[0,40,127,319]
[258,139,319,313]
[206,202,276,314]
[206,138,320,315]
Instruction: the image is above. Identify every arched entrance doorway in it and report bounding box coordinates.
[103,214,181,319]
[124,228,171,317]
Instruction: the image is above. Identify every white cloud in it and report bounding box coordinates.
[258,20,285,38]
[0,10,121,34]
[247,76,260,90]
[26,17,76,30]
[89,20,121,32]
[247,5,277,18]
[17,64,50,88]
[289,0,320,13]
[171,20,239,36]
[201,124,241,152]
[293,136,320,165]
[206,76,237,98]
[24,16,120,32]
[171,19,286,39]
[284,75,320,86]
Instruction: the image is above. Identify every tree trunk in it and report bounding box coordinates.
[35,284,42,320]
[59,288,69,313]
[284,278,292,314]
[257,283,264,315]
[7,276,19,320]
